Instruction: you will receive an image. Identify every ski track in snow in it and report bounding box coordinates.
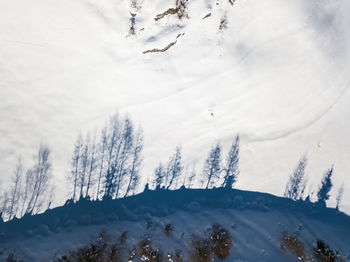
[246,83,350,143]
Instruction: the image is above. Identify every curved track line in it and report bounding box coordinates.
[246,82,350,143]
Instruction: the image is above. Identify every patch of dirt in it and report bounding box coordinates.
[219,17,228,31]
[154,0,188,21]
[155,8,179,21]
[143,33,184,54]
[202,13,211,20]
[228,0,236,5]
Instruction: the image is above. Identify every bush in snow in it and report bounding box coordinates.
[313,240,345,262]
[176,0,188,20]
[191,235,213,262]
[168,251,183,262]
[280,231,308,262]
[210,224,233,259]
[137,237,163,262]
[53,230,122,262]
[191,224,233,261]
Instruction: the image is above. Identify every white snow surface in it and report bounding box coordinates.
[0,0,350,212]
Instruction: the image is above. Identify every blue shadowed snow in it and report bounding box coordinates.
[0,188,349,261]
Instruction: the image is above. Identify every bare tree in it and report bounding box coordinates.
[25,144,53,215]
[68,112,140,200]
[316,166,333,205]
[336,183,344,210]
[46,184,55,210]
[114,118,134,198]
[20,169,33,217]
[104,113,123,198]
[1,192,9,221]
[203,143,222,189]
[284,155,307,201]
[163,163,171,188]
[187,164,196,189]
[79,135,90,199]
[85,133,97,198]
[70,134,83,201]
[96,127,107,200]
[153,163,165,189]
[124,129,143,197]
[222,135,239,189]
[8,156,23,220]
[166,146,184,190]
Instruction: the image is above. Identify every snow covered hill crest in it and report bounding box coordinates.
[0,188,349,261]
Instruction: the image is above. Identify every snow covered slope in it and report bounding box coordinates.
[0,0,350,212]
[1,188,349,261]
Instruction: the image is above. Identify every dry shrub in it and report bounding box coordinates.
[154,0,188,21]
[191,236,213,262]
[137,237,163,262]
[54,230,122,262]
[228,0,236,5]
[210,224,233,259]
[168,251,183,262]
[191,224,233,261]
[175,0,188,19]
[281,231,308,262]
[313,240,345,262]
[128,249,136,262]
[219,17,228,31]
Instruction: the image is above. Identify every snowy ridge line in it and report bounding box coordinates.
[1,188,349,242]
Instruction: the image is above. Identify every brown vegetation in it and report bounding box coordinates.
[143,34,184,54]
[191,236,213,262]
[313,240,346,262]
[137,237,163,262]
[154,0,188,21]
[281,231,308,262]
[210,224,233,259]
[53,231,122,262]
[191,224,233,261]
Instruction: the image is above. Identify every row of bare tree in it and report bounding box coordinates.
[284,155,344,209]
[3,110,344,222]
[68,113,143,201]
[152,135,240,191]
[1,144,55,221]
[67,112,242,202]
